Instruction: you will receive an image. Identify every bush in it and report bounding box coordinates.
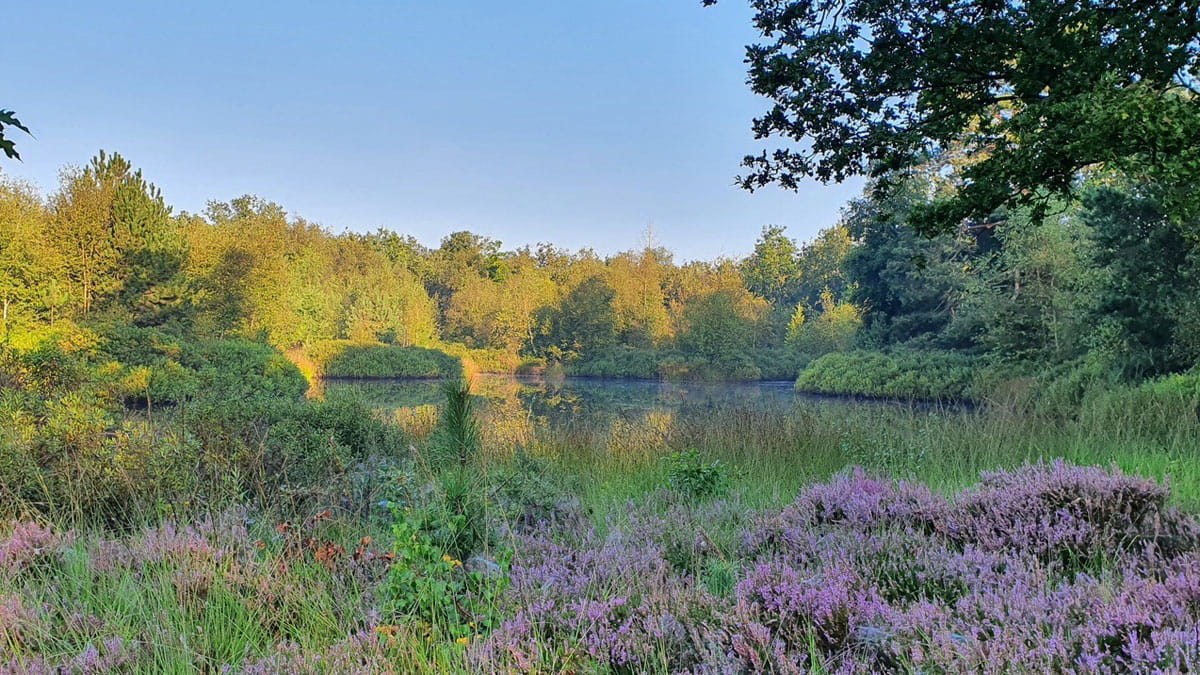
[0,325,402,519]
[795,349,979,401]
[0,340,92,398]
[91,325,306,406]
[178,394,407,510]
[305,340,461,379]
[748,346,810,380]
[665,449,733,500]
[384,499,507,641]
[949,460,1199,563]
[183,339,308,401]
[434,342,520,375]
[563,346,807,382]
[567,347,663,379]
[1080,369,1200,431]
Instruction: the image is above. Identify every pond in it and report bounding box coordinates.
[321,375,811,447]
[319,375,968,453]
[326,375,800,418]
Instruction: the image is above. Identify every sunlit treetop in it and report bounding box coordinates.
[710,0,1200,233]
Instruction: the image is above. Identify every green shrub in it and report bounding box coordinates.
[306,340,461,379]
[183,339,308,401]
[0,340,92,398]
[563,346,807,382]
[1143,370,1200,398]
[0,324,403,519]
[665,449,732,499]
[568,347,663,379]
[434,342,520,375]
[749,346,810,380]
[796,349,979,401]
[513,358,547,376]
[1080,370,1200,432]
[384,492,508,641]
[91,325,305,406]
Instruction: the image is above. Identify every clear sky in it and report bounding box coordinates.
[4,1,863,261]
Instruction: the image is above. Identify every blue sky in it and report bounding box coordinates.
[4,1,862,260]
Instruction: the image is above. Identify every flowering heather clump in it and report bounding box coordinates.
[947,460,1200,561]
[87,509,250,574]
[742,468,947,555]
[473,529,723,672]
[0,521,71,576]
[0,593,44,647]
[731,561,892,666]
[2,638,134,675]
[473,461,1200,673]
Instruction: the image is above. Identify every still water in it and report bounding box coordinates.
[325,375,799,418]
[321,375,805,446]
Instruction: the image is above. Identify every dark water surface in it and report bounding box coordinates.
[321,375,965,453]
[323,375,801,424]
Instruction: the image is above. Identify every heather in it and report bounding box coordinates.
[6,458,1200,673]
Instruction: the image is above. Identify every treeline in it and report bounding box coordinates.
[0,151,832,381]
[2,150,1199,403]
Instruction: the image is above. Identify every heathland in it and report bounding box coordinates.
[5,0,1200,669]
[3,147,1200,672]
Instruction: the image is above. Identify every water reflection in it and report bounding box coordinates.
[323,375,801,449]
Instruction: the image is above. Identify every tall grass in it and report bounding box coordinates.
[518,401,1200,514]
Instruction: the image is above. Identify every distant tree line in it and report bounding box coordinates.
[2,146,1196,389]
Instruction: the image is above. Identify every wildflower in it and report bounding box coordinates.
[456,636,470,645]
[443,554,463,567]
[375,624,400,638]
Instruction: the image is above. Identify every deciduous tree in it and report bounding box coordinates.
[723,0,1200,231]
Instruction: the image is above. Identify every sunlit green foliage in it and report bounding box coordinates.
[305,341,460,379]
[4,145,1200,401]
[796,350,980,401]
[786,289,862,357]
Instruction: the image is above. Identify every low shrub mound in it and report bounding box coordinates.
[795,349,980,401]
[566,346,663,379]
[949,460,1199,561]
[304,340,462,379]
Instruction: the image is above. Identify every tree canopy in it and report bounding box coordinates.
[719,0,1200,232]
